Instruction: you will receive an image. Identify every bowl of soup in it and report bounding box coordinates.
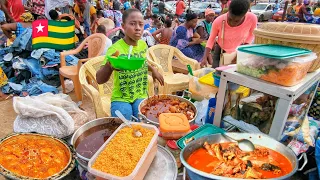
[180,133,298,180]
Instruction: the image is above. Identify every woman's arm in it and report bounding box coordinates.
[148,64,164,86]
[1,23,16,39]
[201,20,219,66]
[196,26,205,39]
[244,14,257,44]
[0,0,15,23]
[152,28,163,43]
[301,6,311,15]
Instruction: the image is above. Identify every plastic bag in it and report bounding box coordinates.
[189,68,218,101]
[13,93,89,138]
[286,116,319,146]
[194,98,210,126]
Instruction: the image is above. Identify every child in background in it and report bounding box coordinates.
[96,9,164,120]
[152,19,173,45]
[96,25,113,55]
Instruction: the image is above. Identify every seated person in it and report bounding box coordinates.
[170,13,205,62]
[1,12,33,40]
[96,9,164,119]
[96,25,112,55]
[152,19,173,45]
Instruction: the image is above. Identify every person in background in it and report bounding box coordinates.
[196,9,215,40]
[1,12,33,40]
[172,14,180,29]
[74,0,97,37]
[96,24,112,55]
[148,0,153,12]
[159,0,166,15]
[273,0,280,14]
[30,0,45,20]
[49,9,80,43]
[123,0,131,10]
[314,1,320,16]
[298,0,313,22]
[201,0,257,68]
[135,0,141,11]
[287,0,300,22]
[113,0,121,10]
[175,0,186,17]
[0,0,25,23]
[221,0,231,14]
[295,0,303,14]
[96,9,164,120]
[0,8,7,47]
[152,19,173,45]
[170,13,205,62]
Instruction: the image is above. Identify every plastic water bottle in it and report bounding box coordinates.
[205,98,216,124]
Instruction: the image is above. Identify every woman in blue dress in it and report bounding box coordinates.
[170,13,205,62]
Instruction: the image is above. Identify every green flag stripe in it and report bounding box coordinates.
[33,43,75,50]
[48,31,75,39]
[48,20,75,27]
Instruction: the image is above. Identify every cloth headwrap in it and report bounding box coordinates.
[205,9,215,17]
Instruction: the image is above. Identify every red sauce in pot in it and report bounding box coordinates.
[187,142,293,179]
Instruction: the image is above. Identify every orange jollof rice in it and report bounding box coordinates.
[92,125,155,177]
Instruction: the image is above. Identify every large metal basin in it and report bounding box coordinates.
[138,94,198,126]
[181,133,298,180]
[71,117,122,170]
[0,132,76,180]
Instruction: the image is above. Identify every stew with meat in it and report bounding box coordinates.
[0,134,70,178]
[141,98,195,123]
[187,142,293,179]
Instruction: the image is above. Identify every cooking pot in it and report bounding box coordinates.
[181,133,298,180]
[0,132,76,180]
[71,117,123,170]
[138,94,198,126]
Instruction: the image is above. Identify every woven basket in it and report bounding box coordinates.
[254,22,320,72]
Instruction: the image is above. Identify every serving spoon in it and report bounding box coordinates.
[115,110,142,137]
[222,133,255,152]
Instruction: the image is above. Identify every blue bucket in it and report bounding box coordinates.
[213,74,220,87]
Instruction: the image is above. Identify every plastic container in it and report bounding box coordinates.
[189,68,218,101]
[88,123,159,180]
[254,22,320,72]
[177,124,225,149]
[108,56,146,70]
[159,113,191,140]
[165,140,182,168]
[237,50,317,87]
[213,74,220,87]
[238,44,312,59]
[205,98,216,124]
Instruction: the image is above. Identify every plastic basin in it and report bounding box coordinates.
[108,56,146,71]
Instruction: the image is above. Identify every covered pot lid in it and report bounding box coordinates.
[254,22,320,42]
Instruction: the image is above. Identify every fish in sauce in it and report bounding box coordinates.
[187,142,293,179]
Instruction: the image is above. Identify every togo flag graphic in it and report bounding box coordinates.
[32,20,75,50]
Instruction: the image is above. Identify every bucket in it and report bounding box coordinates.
[213,74,220,87]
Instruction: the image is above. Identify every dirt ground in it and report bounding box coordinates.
[0,92,96,139]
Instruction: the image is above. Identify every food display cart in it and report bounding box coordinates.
[214,67,320,140]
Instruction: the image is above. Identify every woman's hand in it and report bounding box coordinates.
[152,70,164,86]
[200,56,208,67]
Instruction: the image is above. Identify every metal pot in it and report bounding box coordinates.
[138,93,198,126]
[0,132,76,180]
[181,133,298,180]
[71,117,123,170]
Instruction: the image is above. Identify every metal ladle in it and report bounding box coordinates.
[115,110,142,137]
[222,133,255,152]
